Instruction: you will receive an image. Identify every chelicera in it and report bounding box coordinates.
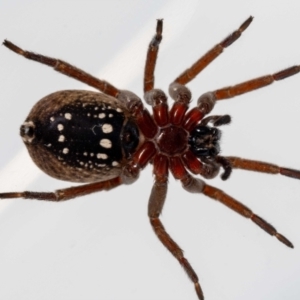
[1,17,300,300]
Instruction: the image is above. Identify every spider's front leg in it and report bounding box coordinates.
[180,174,293,248]
[173,16,253,85]
[212,65,300,100]
[148,154,204,300]
[225,156,300,180]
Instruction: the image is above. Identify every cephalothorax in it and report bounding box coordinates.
[1,17,300,299]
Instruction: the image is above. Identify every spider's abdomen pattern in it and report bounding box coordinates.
[20,90,139,182]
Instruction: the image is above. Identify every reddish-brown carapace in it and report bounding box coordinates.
[1,16,300,299]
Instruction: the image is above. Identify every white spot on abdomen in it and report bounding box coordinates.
[102,123,113,133]
[100,139,112,148]
[63,148,69,154]
[58,135,65,142]
[97,153,108,159]
[64,113,72,120]
[57,124,64,131]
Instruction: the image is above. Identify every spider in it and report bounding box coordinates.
[1,16,300,300]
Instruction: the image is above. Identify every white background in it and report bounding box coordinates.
[0,1,300,300]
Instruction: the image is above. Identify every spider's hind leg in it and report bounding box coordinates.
[0,177,123,201]
[0,159,145,202]
[3,40,120,97]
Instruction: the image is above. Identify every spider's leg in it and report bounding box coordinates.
[173,16,253,85]
[149,154,204,300]
[0,156,148,201]
[3,40,119,97]
[144,19,163,92]
[0,177,123,201]
[142,20,170,129]
[180,174,293,248]
[212,65,300,100]
[225,156,300,180]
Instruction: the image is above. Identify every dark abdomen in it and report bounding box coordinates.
[21,90,139,182]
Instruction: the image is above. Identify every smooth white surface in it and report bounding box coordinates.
[0,1,300,300]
